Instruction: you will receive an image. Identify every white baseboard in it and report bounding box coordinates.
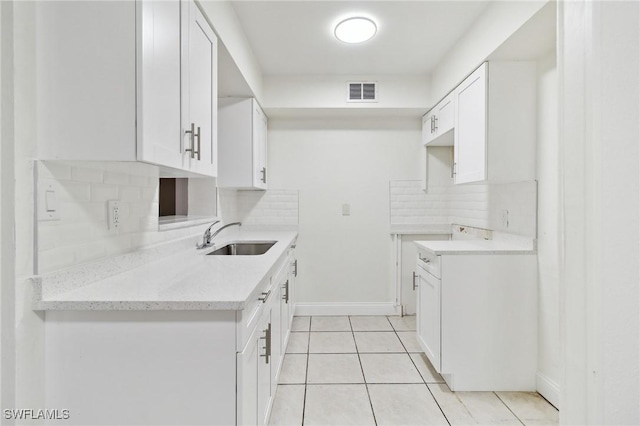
[536,372,560,409]
[295,303,401,316]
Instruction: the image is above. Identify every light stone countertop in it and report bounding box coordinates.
[32,229,298,311]
[389,224,452,235]
[415,238,536,255]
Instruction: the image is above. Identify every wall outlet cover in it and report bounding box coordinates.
[108,200,121,232]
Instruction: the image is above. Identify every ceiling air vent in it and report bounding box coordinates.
[347,82,378,103]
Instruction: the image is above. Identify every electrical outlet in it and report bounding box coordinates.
[108,200,120,232]
[502,209,510,228]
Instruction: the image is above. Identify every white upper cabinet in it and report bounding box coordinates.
[36,0,218,178]
[181,1,218,176]
[422,92,455,146]
[218,98,268,190]
[453,62,536,184]
[453,64,488,184]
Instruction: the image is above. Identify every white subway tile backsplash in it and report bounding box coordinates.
[237,189,299,228]
[140,187,158,201]
[38,246,76,273]
[36,161,301,274]
[389,180,537,237]
[90,184,119,203]
[104,171,130,185]
[71,166,103,183]
[120,187,140,202]
[37,161,201,274]
[60,181,91,202]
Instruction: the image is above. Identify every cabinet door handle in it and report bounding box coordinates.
[434,116,438,132]
[294,259,298,277]
[430,116,434,133]
[184,123,195,158]
[260,167,267,184]
[194,126,201,160]
[412,272,418,291]
[259,290,271,303]
[259,322,271,364]
[282,280,289,303]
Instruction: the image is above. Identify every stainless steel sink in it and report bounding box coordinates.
[206,241,276,256]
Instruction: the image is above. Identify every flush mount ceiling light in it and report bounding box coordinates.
[334,17,377,44]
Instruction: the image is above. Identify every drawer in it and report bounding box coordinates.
[236,276,272,352]
[417,250,441,279]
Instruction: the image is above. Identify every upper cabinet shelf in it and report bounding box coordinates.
[420,61,536,188]
[35,0,218,178]
[217,98,268,190]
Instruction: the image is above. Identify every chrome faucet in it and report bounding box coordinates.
[196,220,220,250]
[196,221,242,250]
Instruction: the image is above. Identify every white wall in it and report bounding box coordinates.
[263,74,430,111]
[10,0,45,418]
[559,1,639,423]
[268,118,421,310]
[429,0,547,103]
[536,51,560,407]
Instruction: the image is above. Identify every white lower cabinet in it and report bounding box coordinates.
[415,251,537,391]
[45,246,296,426]
[416,263,441,370]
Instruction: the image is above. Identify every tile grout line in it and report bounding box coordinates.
[301,317,311,426]
[494,391,526,426]
[387,315,452,426]
[349,316,378,426]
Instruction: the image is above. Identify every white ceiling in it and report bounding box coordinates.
[230,1,491,76]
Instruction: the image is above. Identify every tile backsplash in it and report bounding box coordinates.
[390,180,537,237]
[36,161,300,274]
[237,189,299,228]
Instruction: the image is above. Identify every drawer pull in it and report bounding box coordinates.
[259,290,271,303]
[259,322,271,364]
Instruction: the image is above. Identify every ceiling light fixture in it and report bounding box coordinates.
[334,17,377,44]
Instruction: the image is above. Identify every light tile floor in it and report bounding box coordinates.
[270,315,559,426]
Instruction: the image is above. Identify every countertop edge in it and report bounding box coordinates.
[33,230,298,312]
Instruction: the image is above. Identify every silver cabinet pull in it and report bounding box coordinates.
[184,123,195,158]
[294,259,298,277]
[259,322,271,364]
[259,290,271,303]
[419,256,431,264]
[434,116,438,132]
[413,272,418,291]
[282,280,289,303]
[194,126,201,160]
[260,167,267,184]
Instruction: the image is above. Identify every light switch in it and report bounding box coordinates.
[38,181,60,221]
[342,203,350,216]
[45,190,58,212]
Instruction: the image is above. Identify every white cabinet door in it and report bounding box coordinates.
[436,94,455,135]
[416,266,441,372]
[218,98,268,189]
[454,63,487,184]
[423,93,455,147]
[182,0,217,176]
[238,333,259,425]
[36,1,137,161]
[257,312,272,426]
[252,103,268,189]
[137,0,182,170]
